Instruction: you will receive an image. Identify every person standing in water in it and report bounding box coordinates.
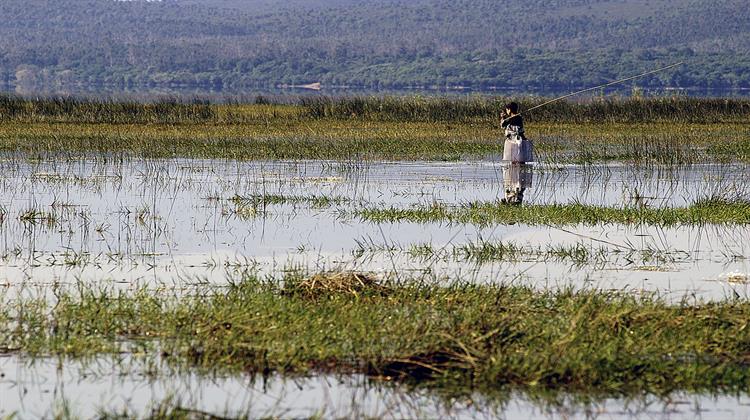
[500,102,533,164]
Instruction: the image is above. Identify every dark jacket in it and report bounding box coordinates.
[501,114,526,139]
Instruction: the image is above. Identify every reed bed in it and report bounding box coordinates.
[0,94,748,163]
[0,95,216,124]
[4,273,750,397]
[358,198,750,226]
[302,96,750,123]
[3,94,749,125]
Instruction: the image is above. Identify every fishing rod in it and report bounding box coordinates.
[522,62,684,114]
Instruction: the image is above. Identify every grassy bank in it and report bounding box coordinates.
[0,95,749,162]
[4,272,750,397]
[358,198,750,226]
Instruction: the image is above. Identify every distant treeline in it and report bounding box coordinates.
[2,94,748,125]
[0,0,749,93]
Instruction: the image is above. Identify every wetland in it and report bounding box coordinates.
[2,95,750,418]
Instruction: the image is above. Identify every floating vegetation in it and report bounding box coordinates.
[724,272,750,284]
[352,239,688,268]
[454,240,684,267]
[224,193,353,220]
[230,193,351,209]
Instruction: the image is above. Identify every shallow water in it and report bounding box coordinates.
[4,158,750,418]
[3,355,750,419]
[0,158,748,299]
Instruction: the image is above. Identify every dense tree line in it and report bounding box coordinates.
[0,0,748,93]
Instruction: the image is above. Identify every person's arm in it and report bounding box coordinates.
[501,114,520,128]
[500,113,512,128]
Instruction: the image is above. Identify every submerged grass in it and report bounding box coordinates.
[405,240,687,267]
[231,193,350,209]
[354,238,685,267]
[4,273,750,397]
[0,95,216,124]
[0,95,748,163]
[358,199,750,226]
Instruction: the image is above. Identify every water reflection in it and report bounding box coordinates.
[3,355,750,418]
[0,157,748,300]
[500,163,534,205]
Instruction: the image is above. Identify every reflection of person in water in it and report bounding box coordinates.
[500,163,533,205]
[500,102,534,164]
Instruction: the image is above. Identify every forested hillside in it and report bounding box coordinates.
[0,0,748,94]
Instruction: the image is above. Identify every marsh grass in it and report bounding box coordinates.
[358,199,750,226]
[18,207,58,228]
[302,96,750,124]
[5,273,750,397]
[358,239,685,267]
[97,403,256,420]
[453,241,683,266]
[231,193,350,209]
[5,95,748,126]
[692,192,750,208]
[0,95,748,163]
[225,193,351,220]
[0,95,216,124]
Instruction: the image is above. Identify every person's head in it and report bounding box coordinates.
[505,102,519,115]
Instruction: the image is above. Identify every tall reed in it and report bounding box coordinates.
[0,95,216,124]
[301,96,750,123]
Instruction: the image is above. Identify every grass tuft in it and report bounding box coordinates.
[282,272,391,300]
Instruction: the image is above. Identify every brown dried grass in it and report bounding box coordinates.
[283,272,390,299]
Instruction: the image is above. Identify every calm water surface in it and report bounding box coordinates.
[3,355,750,419]
[0,159,748,299]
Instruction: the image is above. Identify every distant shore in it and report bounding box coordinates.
[4,85,750,103]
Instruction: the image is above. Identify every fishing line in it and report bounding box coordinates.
[522,62,685,114]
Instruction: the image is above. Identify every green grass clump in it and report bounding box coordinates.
[371,240,683,267]
[4,273,750,398]
[358,199,750,226]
